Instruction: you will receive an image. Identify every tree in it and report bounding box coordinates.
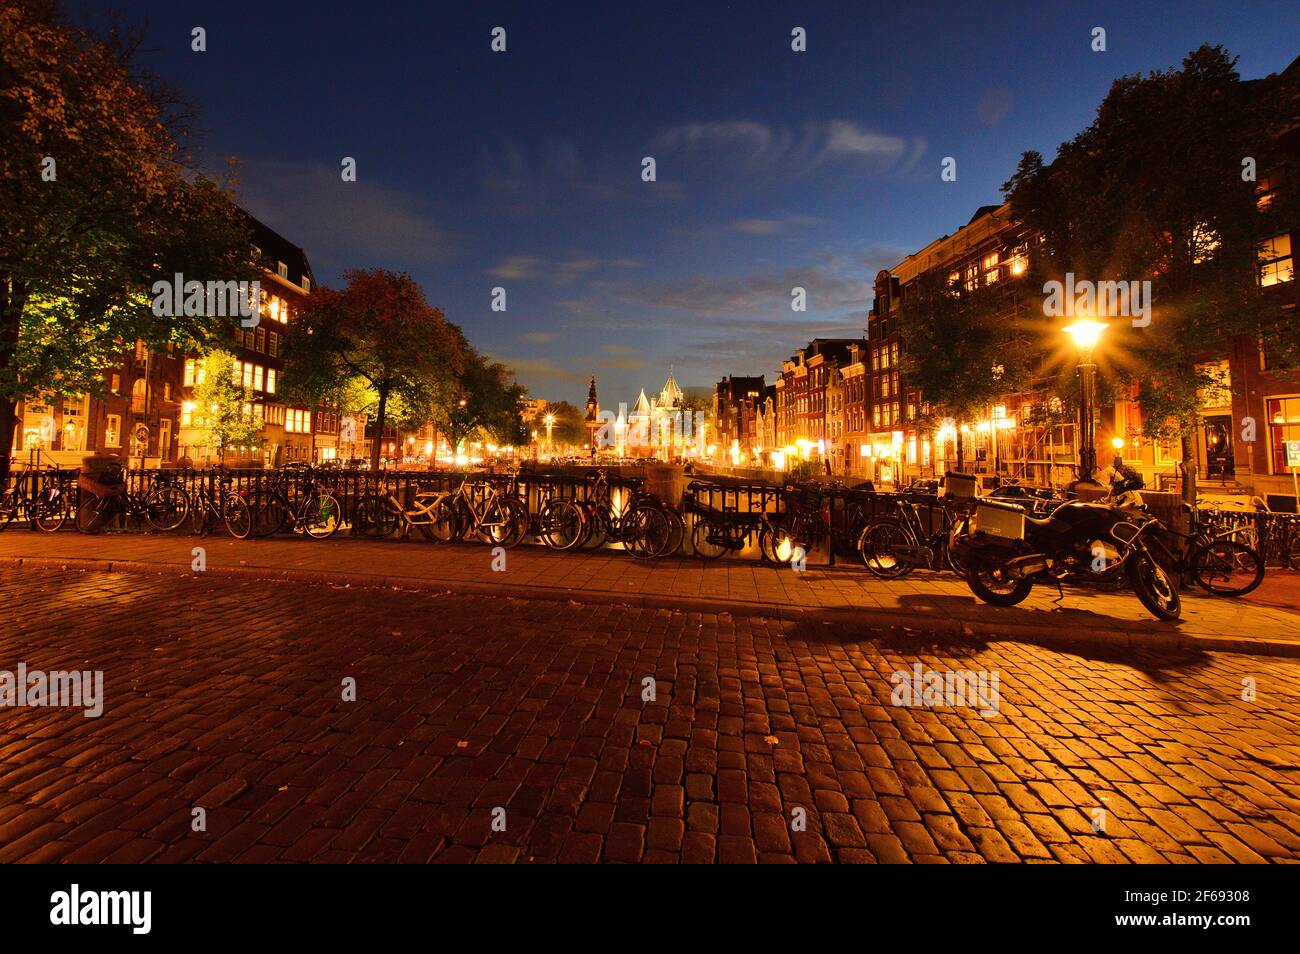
[898,268,1037,471]
[0,0,257,479]
[1003,45,1300,501]
[286,269,461,469]
[189,352,259,463]
[540,401,585,448]
[430,340,528,452]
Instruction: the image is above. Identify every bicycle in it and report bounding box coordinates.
[0,460,71,532]
[1144,508,1265,597]
[578,469,677,559]
[426,473,529,548]
[185,470,251,537]
[76,468,189,534]
[353,475,445,541]
[858,490,972,579]
[234,466,342,540]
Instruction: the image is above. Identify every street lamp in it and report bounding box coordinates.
[1064,319,1108,485]
[544,413,556,454]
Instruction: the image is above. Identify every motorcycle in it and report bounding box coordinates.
[949,470,1181,621]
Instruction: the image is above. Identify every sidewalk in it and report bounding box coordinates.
[1,530,1297,656]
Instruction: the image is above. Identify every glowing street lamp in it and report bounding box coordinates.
[544,413,556,453]
[1064,320,1108,484]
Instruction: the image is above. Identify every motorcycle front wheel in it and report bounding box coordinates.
[964,553,1033,607]
[1126,548,1181,620]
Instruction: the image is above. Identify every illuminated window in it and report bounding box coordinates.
[1260,233,1293,286]
[266,368,277,394]
[253,365,264,392]
[131,378,146,413]
[981,252,999,270]
[242,363,254,390]
[183,359,198,387]
[105,414,121,447]
[1267,396,1300,474]
[110,373,121,393]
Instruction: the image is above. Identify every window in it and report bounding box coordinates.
[183,358,204,387]
[981,252,999,270]
[269,331,279,357]
[1257,170,1283,210]
[277,261,288,279]
[253,365,264,392]
[134,339,147,362]
[105,414,121,447]
[302,276,311,293]
[164,382,172,401]
[110,373,121,393]
[1261,233,1293,286]
[1267,396,1300,474]
[890,342,899,366]
[242,362,254,390]
[256,328,265,352]
[131,378,146,413]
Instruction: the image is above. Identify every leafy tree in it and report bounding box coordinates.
[189,351,259,463]
[539,400,585,447]
[286,269,461,469]
[430,339,528,451]
[1003,44,1300,501]
[898,268,1037,471]
[0,0,257,478]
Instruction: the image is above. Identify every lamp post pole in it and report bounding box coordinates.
[1064,320,1108,488]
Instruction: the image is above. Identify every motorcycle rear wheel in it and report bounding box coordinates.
[964,554,1033,607]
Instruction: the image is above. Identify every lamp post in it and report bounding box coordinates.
[544,413,556,455]
[1063,320,1108,486]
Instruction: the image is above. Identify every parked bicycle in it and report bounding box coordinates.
[0,458,71,533]
[352,475,444,541]
[235,466,342,540]
[426,473,529,548]
[577,469,678,559]
[76,466,189,534]
[858,490,972,579]
[184,469,251,537]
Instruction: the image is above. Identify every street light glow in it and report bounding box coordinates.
[1063,319,1108,355]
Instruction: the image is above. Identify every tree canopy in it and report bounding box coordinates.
[0,0,256,474]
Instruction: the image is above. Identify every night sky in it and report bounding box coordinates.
[69,0,1300,406]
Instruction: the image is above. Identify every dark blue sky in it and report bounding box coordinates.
[74,0,1300,405]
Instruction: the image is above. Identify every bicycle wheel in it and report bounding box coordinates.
[246,489,290,538]
[354,493,400,538]
[1191,538,1265,597]
[302,493,342,539]
[144,485,189,532]
[223,493,253,539]
[34,489,68,532]
[76,496,112,534]
[857,520,912,579]
[759,521,795,564]
[539,498,586,550]
[660,505,685,557]
[580,505,609,549]
[628,505,672,560]
[0,489,20,530]
[425,496,463,543]
[483,496,529,548]
[691,517,727,560]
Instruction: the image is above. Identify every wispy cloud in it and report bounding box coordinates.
[650,120,925,181]
[236,157,457,277]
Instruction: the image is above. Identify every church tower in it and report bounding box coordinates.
[583,376,602,456]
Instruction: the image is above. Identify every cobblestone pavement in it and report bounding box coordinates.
[1,566,1298,863]
[1,531,1298,653]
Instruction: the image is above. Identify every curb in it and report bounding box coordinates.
[2,554,1297,659]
